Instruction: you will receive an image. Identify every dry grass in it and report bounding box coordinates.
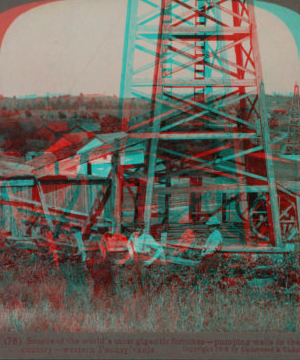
[0,261,297,333]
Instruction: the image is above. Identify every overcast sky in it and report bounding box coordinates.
[0,0,298,97]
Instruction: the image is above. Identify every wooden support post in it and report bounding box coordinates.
[52,181,83,240]
[164,173,171,224]
[265,193,276,247]
[3,181,26,237]
[297,148,300,333]
[0,185,4,235]
[248,2,283,247]
[213,1,252,246]
[55,162,59,175]
[144,0,172,234]
[82,181,112,241]
[297,198,300,241]
[73,231,86,262]
[190,176,202,222]
[112,0,139,232]
[87,162,92,176]
[136,178,146,223]
[35,179,59,268]
[258,82,283,247]
[222,193,227,223]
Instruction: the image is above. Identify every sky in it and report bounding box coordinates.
[0,0,298,97]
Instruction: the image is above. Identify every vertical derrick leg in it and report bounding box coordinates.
[144,139,159,233]
[213,1,252,245]
[112,0,139,231]
[257,90,283,246]
[248,0,283,247]
[144,0,172,234]
[230,0,252,245]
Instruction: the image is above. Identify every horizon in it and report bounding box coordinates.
[0,91,295,100]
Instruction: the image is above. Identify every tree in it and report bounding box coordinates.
[58,111,67,119]
[0,107,7,118]
[25,110,32,118]
[100,114,120,133]
[79,110,87,119]
[91,111,100,122]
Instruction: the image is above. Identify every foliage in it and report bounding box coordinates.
[0,253,298,332]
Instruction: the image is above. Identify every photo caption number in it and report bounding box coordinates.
[4,337,21,346]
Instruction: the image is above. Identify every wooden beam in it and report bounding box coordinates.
[82,182,112,240]
[137,25,250,35]
[129,132,256,140]
[3,180,26,237]
[155,184,269,194]
[133,78,257,87]
[165,243,294,253]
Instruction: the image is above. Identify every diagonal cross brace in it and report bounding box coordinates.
[81,180,112,241]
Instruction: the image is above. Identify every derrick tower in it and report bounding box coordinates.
[286,82,300,156]
[291,82,300,117]
[112,0,297,247]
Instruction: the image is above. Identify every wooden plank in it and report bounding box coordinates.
[129,132,256,140]
[165,243,294,253]
[133,78,256,87]
[0,195,88,218]
[3,181,26,237]
[52,182,83,239]
[82,182,112,240]
[165,257,199,266]
[0,161,34,172]
[6,236,77,249]
[17,207,85,227]
[34,139,144,175]
[155,184,269,194]
[0,194,115,226]
[137,25,250,35]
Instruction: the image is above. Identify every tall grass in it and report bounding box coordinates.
[0,261,297,333]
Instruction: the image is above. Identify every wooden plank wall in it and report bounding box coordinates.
[0,183,106,237]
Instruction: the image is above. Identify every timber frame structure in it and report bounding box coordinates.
[112,0,298,252]
[0,0,298,261]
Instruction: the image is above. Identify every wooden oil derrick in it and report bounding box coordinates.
[113,0,300,249]
[285,83,300,156]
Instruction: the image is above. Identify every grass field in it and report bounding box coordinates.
[0,255,298,333]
